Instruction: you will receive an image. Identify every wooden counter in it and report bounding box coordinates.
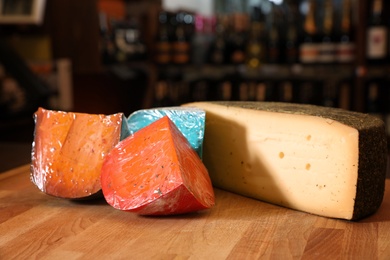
[1,165,390,259]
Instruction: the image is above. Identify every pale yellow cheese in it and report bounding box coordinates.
[183,101,387,220]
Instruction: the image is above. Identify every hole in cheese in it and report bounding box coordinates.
[306,163,311,170]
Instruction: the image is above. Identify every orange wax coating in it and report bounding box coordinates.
[31,107,124,199]
[101,116,215,215]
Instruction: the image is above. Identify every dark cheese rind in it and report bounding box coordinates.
[195,101,388,220]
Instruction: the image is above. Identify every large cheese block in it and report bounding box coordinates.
[127,107,205,158]
[183,101,387,220]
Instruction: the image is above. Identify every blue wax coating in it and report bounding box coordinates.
[120,114,131,141]
[127,107,205,158]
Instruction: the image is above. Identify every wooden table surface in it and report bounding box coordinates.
[1,165,390,259]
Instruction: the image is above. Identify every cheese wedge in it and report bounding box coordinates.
[101,116,215,215]
[127,107,205,158]
[31,107,130,199]
[183,101,387,220]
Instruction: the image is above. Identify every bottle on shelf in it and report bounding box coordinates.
[190,77,210,102]
[338,79,352,110]
[283,2,299,65]
[155,11,172,65]
[366,0,389,64]
[255,82,267,101]
[336,0,355,64]
[278,80,294,103]
[182,11,195,38]
[264,81,278,102]
[297,80,322,105]
[99,12,116,65]
[113,18,147,62]
[247,80,257,101]
[318,0,336,64]
[322,80,338,108]
[299,0,319,65]
[209,15,227,65]
[245,7,265,69]
[172,12,191,65]
[227,71,245,100]
[267,5,281,64]
[227,13,249,65]
[153,76,172,107]
[193,14,216,66]
[216,80,233,101]
[238,81,249,101]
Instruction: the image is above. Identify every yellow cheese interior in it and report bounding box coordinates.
[186,102,359,219]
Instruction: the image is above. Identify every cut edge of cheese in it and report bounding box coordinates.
[183,101,387,220]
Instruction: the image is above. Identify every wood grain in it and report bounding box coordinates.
[1,165,390,259]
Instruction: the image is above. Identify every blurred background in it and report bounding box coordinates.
[0,0,389,144]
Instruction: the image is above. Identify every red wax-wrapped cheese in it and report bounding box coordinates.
[101,116,215,215]
[31,107,128,199]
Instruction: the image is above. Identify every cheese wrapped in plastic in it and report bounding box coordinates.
[101,116,215,215]
[127,107,206,158]
[31,107,130,199]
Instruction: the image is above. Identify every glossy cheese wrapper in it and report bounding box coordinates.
[183,101,387,220]
[31,107,130,199]
[127,107,205,158]
[101,116,215,215]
